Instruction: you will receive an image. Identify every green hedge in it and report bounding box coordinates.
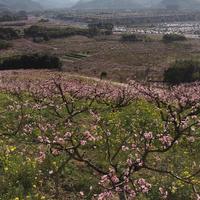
[163,34,186,42]
[121,34,143,42]
[164,60,200,84]
[0,54,62,70]
[24,25,89,40]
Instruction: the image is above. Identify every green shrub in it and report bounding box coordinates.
[88,23,114,31]
[121,33,143,42]
[100,71,107,80]
[0,28,19,40]
[0,40,12,50]
[32,37,46,43]
[163,34,186,42]
[38,18,49,23]
[164,60,200,84]
[24,25,89,40]
[88,22,113,36]
[0,54,62,70]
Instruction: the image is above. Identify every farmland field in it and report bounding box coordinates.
[1,31,200,82]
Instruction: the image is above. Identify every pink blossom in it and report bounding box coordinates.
[98,191,113,200]
[52,148,60,156]
[136,178,151,193]
[159,134,173,147]
[131,144,137,150]
[129,190,136,198]
[80,140,87,146]
[187,136,195,143]
[159,187,168,199]
[115,187,122,192]
[80,191,84,196]
[111,175,119,183]
[83,131,96,142]
[64,132,72,139]
[99,175,109,185]
[144,132,153,141]
[122,146,129,151]
[127,158,133,166]
[37,151,46,163]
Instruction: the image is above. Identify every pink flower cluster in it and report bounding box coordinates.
[135,178,151,193]
[159,134,173,147]
[83,131,96,142]
[98,191,113,200]
[99,168,119,186]
[37,151,46,163]
[144,132,153,141]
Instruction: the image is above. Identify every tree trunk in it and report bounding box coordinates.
[119,192,127,200]
[54,175,59,199]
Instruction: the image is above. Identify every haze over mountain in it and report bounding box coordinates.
[0,0,42,11]
[33,0,77,9]
[74,0,143,9]
[158,0,200,10]
[1,0,200,11]
[73,0,200,10]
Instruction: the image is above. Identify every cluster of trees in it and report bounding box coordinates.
[0,53,62,70]
[121,33,151,42]
[164,60,200,84]
[0,11,28,22]
[121,33,142,42]
[163,33,187,42]
[88,22,114,36]
[0,40,12,50]
[24,24,114,42]
[0,27,19,40]
[38,18,49,23]
[24,25,89,41]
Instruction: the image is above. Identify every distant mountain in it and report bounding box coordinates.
[33,0,76,9]
[0,3,8,11]
[74,0,143,10]
[158,0,200,10]
[74,0,200,10]
[0,0,42,11]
